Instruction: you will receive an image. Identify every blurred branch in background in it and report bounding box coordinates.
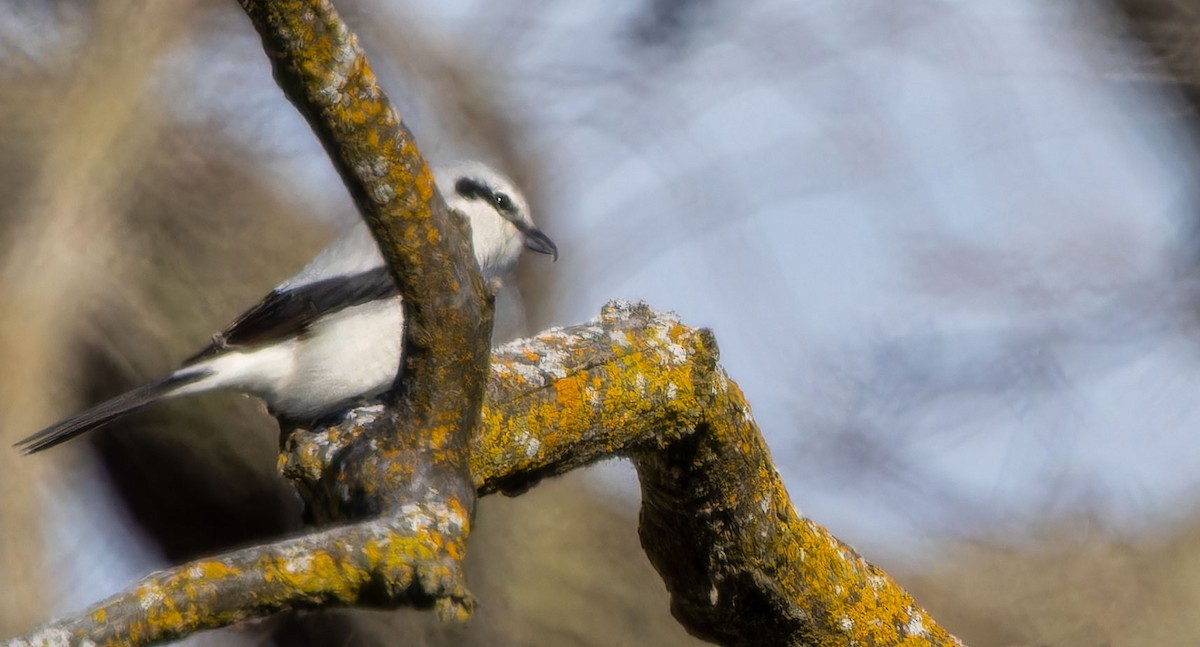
[1111,0,1200,114]
[0,1,335,643]
[0,0,197,631]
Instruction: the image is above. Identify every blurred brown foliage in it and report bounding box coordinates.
[905,515,1200,647]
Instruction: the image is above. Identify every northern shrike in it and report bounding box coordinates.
[17,161,556,454]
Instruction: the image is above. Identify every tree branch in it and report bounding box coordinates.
[236,0,489,496]
[232,0,491,626]
[8,511,469,647]
[8,302,963,645]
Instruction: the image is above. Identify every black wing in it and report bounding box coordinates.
[186,266,398,362]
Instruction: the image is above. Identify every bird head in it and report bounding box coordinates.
[436,161,557,278]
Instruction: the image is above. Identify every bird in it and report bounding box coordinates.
[16,161,557,454]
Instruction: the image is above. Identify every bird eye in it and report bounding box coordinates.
[493,192,515,214]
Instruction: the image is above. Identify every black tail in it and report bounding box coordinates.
[15,371,209,454]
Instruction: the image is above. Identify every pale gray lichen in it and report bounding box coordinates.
[492,360,546,387]
[4,627,90,647]
[904,607,928,637]
[368,180,395,205]
[536,347,569,379]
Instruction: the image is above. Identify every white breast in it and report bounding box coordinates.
[271,296,405,418]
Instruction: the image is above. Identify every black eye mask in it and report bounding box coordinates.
[455,177,516,216]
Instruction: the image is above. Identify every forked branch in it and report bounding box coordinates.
[11,303,963,646]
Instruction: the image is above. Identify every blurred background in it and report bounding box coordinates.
[2,0,1200,645]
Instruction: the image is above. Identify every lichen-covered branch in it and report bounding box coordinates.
[9,302,964,646]
[231,0,490,631]
[236,0,490,504]
[488,302,962,646]
[7,508,469,647]
[287,301,966,646]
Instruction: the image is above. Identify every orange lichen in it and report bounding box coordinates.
[195,560,240,580]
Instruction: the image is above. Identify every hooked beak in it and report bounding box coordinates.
[523,227,558,261]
